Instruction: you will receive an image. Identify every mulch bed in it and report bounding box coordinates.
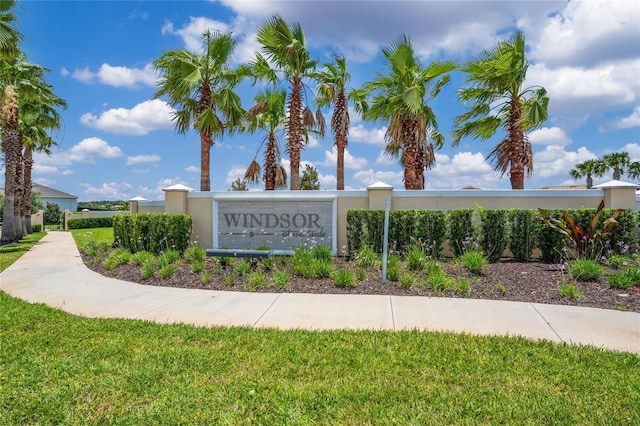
[82,253,640,313]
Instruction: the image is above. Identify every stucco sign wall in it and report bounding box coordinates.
[214,199,336,253]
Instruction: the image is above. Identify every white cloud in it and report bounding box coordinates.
[375,151,397,166]
[68,137,124,162]
[162,16,231,52]
[319,146,368,170]
[80,99,174,136]
[600,106,640,132]
[185,165,199,173]
[33,164,73,176]
[72,63,157,88]
[533,145,597,179]
[352,169,403,188]
[225,165,248,186]
[126,154,161,166]
[350,124,386,145]
[528,127,572,146]
[428,151,497,189]
[79,181,134,200]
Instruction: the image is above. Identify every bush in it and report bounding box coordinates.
[31,224,42,232]
[332,268,356,288]
[459,250,487,275]
[508,210,538,262]
[479,208,509,263]
[448,209,475,258]
[67,217,113,229]
[112,213,192,254]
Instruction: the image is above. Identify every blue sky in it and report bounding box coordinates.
[6,0,640,201]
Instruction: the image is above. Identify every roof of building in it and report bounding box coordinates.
[31,183,78,199]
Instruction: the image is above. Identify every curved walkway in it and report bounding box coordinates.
[1,231,639,354]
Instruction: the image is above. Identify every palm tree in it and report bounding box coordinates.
[20,95,66,233]
[252,15,321,190]
[315,54,367,190]
[153,30,249,191]
[452,31,549,190]
[363,35,455,189]
[569,159,606,189]
[0,0,22,60]
[627,161,640,181]
[244,88,288,190]
[602,152,630,180]
[1,55,65,244]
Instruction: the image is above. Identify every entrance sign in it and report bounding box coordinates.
[214,198,336,254]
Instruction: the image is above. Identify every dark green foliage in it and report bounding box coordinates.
[535,209,565,263]
[448,209,475,257]
[67,217,113,229]
[31,224,42,232]
[112,213,192,254]
[43,202,62,225]
[508,210,538,262]
[345,210,385,257]
[479,208,509,263]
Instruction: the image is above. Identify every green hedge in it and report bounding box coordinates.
[67,217,113,229]
[346,207,638,262]
[112,213,192,254]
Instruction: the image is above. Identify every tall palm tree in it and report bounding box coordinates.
[452,31,549,189]
[569,159,606,189]
[153,30,249,191]
[602,152,630,180]
[20,96,66,233]
[244,88,288,190]
[315,54,367,190]
[252,15,321,190]
[1,55,65,244]
[627,161,640,181]
[363,35,455,189]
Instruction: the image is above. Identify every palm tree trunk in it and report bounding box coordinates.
[336,137,346,190]
[508,97,525,190]
[22,147,34,233]
[200,130,212,191]
[1,85,22,245]
[587,174,593,189]
[264,133,277,191]
[288,77,304,190]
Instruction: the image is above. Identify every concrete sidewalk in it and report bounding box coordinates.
[2,231,639,354]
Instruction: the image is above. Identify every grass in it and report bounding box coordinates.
[0,231,47,272]
[1,291,639,425]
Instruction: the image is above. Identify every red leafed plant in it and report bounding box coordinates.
[538,201,624,259]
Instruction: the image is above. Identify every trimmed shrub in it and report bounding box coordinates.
[112,213,192,254]
[448,209,475,258]
[479,208,509,263]
[508,210,538,262]
[67,217,113,229]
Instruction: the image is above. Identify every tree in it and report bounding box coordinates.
[452,31,549,190]
[569,159,606,189]
[153,30,249,191]
[602,152,630,180]
[0,0,22,59]
[43,202,62,227]
[243,88,288,190]
[363,35,455,189]
[1,55,66,244]
[315,54,367,190]
[300,164,320,190]
[627,161,640,181]
[230,178,248,191]
[253,15,322,190]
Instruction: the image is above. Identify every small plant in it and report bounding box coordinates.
[406,248,426,271]
[234,259,253,277]
[428,270,452,294]
[607,273,633,289]
[356,245,379,269]
[161,249,182,264]
[459,250,487,275]
[184,245,206,262]
[559,283,582,300]
[424,260,442,275]
[140,262,156,280]
[260,257,275,271]
[132,250,155,266]
[191,259,204,273]
[159,264,176,279]
[224,273,235,287]
[332,268,356,288]
[604,254,631,270]
[568,259,604,282]
[291,247,313,277]
[247,271,267,290]
[272,269,290,290]
[313,260,333,278]
[84,239,110,258]
[357,268,367,281]
[103,248,132,270]
[539,201,623,259]
[399,273,413,289]
[201,271,212,284]
[311,245,332,262]
[456,278,471,297]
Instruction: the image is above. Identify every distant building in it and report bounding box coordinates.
[32,183,78,212]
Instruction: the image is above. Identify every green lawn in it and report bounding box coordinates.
[0,231,46,272]
[1,229,639,424]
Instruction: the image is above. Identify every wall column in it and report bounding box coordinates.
[594,181,639,209]
[163,184,194,214]
[367,182,393,210]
